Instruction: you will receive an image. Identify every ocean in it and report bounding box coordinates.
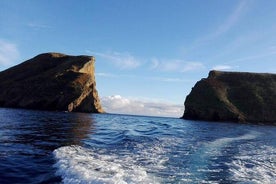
[0,108,275,184]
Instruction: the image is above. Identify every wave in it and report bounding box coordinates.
[52,136,178,184]
[201,131,276,183]
[53,145,160,184]
[228,145,276,183]
[203,131,259,155]
[52,135,183,183]
[52,130,276,183]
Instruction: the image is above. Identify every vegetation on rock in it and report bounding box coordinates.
[183,70,276,124]
[0,53,104,113]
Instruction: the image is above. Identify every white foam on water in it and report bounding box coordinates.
[53,130,275,183]
[200,131,259,158]
[186,131,261,182]
[132,137,181,171]
[228,145,276,184]
[53,145,163,184]
[203,131,276,183]
[206,131,258,150]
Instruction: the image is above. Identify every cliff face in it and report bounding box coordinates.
[183,70,276,124]
[0,53,104,113]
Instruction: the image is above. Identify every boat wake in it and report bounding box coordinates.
[52,136,178,184]
[53,145,161,184]
[228,144,276,183]
[53,130,276,183]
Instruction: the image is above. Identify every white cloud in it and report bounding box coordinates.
[213,0,248,38]
[226,49,276,64]
[95,72,118,78]
[212,65,233,71]
[90,51,141,69]
[150,58,159,69]
[27,22,51,29]
[194,0,249,46]
[101,95,184,118]
[182,62,205,72]
[150,58,204,72]
[269,45,276,53]
[95,71,191,83]
[0,39,20,68]
[151,77,191,83]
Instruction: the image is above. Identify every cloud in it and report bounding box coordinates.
[0,39,20,68]
[27,22,51,29]
[227,50,276,64]
[150,58,159,69]
[101,95,184,118]
[150,58,204,72]
[269,45,276,52]
[182,62,205,72]
[213,0,248,38]
[90,51,141,69]
[95,72,118,78]
[212,65,233,71]
[151,77,191,83]
[194,0,249,46]
[96,72,191,83]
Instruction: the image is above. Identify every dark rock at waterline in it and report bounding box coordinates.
[0,52,104,113]
[182,70,276,124]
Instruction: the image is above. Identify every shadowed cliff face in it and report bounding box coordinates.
[183,70,276,124]
[0,53,104,113]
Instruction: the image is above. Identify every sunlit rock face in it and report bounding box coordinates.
[182,70,276,124]
[0,52,104,113]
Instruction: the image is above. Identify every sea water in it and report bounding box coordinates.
[0,108,275,183]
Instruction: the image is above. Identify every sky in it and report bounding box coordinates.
[1,0,276,117]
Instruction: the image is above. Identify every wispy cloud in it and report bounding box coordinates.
[101,95,184,118]
[95,72,137,79]
[27,22,51,29]
[150,58,204,72]
[194,0,249,46]
[227,50,276,64]
[0,39,20,68]
[212,65,233,71]
[182,62,205,72]
[208,31,265,62]
[151,77,192,83]
[96,72,191,83]
[268,45,276,53]
[88,51,141,69]
[213,0,248,38]
[95,72,118,78]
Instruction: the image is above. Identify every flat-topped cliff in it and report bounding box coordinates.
[182,70,276,124]
[0,52,104,113]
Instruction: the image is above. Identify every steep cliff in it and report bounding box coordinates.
[183,70,276,124]
[0,52,104,113]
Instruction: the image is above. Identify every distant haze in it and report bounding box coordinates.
[101,95,184,118]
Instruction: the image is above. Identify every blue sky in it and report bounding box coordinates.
[1,0,276,117]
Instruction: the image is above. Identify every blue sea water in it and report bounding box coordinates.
[0,108,275,184]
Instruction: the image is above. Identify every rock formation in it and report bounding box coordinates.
[0,52,104,113]
[182,70,276,124]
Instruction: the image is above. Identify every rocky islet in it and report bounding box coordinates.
[0,53,275,124]
[0,52,104,113]
[182,70,276,124]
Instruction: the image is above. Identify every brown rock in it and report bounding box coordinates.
[182,70,276,124]
[0,52,104,113]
